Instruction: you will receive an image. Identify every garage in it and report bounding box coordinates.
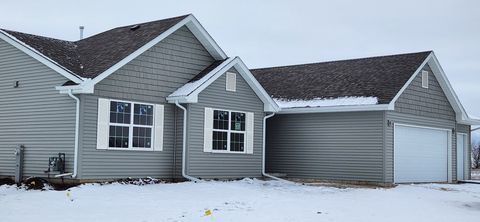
[394,124,450,183]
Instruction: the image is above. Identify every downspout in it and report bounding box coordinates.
[174,101,200,182]
[67,89,80,178]
[262,113,290,182]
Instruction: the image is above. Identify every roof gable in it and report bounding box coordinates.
[167,57,279,112]
[389,52,480,125]
[0,14,227,84]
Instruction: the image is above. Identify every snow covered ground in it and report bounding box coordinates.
[1,179,479,222]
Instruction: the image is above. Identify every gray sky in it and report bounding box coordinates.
[2,0,479,118]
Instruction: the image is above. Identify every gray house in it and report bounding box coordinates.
[0,14,477,184]
[253,52,479,184]
[0,14,278,183]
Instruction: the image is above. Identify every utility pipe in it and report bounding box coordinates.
[67,90,80,178]
[175,101,200,182]
[262,113,291,182]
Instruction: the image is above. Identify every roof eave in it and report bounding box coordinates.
[277,104,390,114]
[0,29,85,84]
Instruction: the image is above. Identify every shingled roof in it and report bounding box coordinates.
[251,51,431,104]
[0,14,189,78]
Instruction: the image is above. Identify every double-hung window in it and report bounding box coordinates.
[204,108,254,154]
[212,110,246,152]
[96,98,164,151]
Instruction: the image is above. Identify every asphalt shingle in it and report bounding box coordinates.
[251,51,431,104]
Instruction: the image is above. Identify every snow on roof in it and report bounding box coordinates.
[274,96,379,109]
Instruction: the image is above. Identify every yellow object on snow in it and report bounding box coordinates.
[204,209,212,216]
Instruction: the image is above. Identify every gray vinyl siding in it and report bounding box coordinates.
[266,111,385,182]
[0,39,75,178]
[384,64,458,183]
[186,68,265,179]
[456,124,471,180]
[78,26,215,179]
[394,64,455,120]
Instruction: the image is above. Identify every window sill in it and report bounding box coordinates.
[210,150,249,154]
[98,147,159,152]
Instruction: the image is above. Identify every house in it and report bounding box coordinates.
[0,14,278,183]
[252,52,479,184]
[0,14,477,184]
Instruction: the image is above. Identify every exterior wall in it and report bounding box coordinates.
[78,26,214,179]
[266,111,385,182]
[385,64,458,183]
[456,124,471,180]
[186,68,265,179]
[0,39,75,178]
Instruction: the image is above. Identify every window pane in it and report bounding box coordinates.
[230,133,245,152]
[231,112,246,131]
[212,131,228,150]
[134,104,154,126]
[110,101,131,124]
[133,127,152,148]
[109,125,129,148]
[213,110,229,130]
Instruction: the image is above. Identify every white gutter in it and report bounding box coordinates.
[67,90,80,178]
[262,113,291,182]
[174,101,200,182]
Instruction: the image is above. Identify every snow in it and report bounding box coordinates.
[1,179,479,222]
[274,96,379,108]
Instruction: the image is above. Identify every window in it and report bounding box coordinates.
[212,109,246,152]
[422,70,429,89]
[97,98,164,151]
[108,100,154,149]
[226,72,236,92]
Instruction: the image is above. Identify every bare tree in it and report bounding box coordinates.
[472,145,480,169]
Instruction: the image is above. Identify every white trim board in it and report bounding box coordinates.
[0,30,85,84]
[167,57,280,112]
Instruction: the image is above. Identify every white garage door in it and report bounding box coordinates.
[394,125,449,183]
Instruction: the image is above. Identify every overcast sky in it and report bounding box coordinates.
[2,0,479,118]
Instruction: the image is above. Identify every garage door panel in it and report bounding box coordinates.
[394,125,448,183]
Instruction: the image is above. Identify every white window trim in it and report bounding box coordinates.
[212,108,247,154]
[422,70,429,89]
[107,99,156,151]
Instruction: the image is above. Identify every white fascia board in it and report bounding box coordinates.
[0,30,84,84]
[167,57,279,112]
[84,14,227,89]
[458,119,480,125]
[388,52,433,110]
[427,53,470,122]
[278,104,390,114]
[233,58,280,112]
[185,15,227,60]
[388,52,473,125]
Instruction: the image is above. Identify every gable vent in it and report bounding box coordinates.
[130,25,141,31]
[421,70,429,89]
[226,72,237,92]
